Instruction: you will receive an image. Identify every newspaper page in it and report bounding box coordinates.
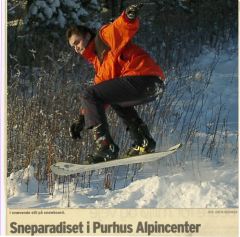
[4,0,238,236]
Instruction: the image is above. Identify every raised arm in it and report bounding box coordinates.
[98,4,143,53]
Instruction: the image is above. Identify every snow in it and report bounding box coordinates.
[62,0,80,9]
[57,9,66,28]
[25,0,100,29]
[43,5,53,19]
[35,0,48,8]
[7,48,237,208]
[50,0,60,10]
[77,7,89,17]
[7,161,238,208]
[29,5,38,15]
[93,164,238,208]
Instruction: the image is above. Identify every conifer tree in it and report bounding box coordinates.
[25,0,102,30]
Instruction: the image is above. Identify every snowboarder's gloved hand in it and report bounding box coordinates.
[125,3,143,20]
[69,115,85,139]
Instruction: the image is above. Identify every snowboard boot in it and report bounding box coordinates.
[126,120,156,157]
[87,124,119,164]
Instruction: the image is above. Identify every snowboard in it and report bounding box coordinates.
[50,143,182,176]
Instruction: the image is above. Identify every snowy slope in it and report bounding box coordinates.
[7,160,238,208]
[7,47,238,209]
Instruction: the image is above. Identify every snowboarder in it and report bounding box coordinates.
[67,3,165,163]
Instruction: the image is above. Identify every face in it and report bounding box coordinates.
[68,32,91,55]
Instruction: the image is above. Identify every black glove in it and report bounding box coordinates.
[125,3,143,20]
[69,115,85,139]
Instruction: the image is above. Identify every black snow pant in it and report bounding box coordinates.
[81,75,164,129]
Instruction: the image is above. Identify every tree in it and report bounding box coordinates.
[25,0,102,30]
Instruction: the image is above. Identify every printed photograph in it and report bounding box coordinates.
[7,0,237,209]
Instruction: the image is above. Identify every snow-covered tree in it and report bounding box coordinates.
[25,0,102,30]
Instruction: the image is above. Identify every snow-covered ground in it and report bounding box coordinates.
[7,47,238,208]
[7,159,238,208]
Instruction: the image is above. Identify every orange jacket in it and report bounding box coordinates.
[82,12,165,85]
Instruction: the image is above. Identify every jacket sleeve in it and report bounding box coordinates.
[99,12,140,54]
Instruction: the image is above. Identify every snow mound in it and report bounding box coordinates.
[7,166,38,197]
[79,162,238,208]
[7,161,238,208]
